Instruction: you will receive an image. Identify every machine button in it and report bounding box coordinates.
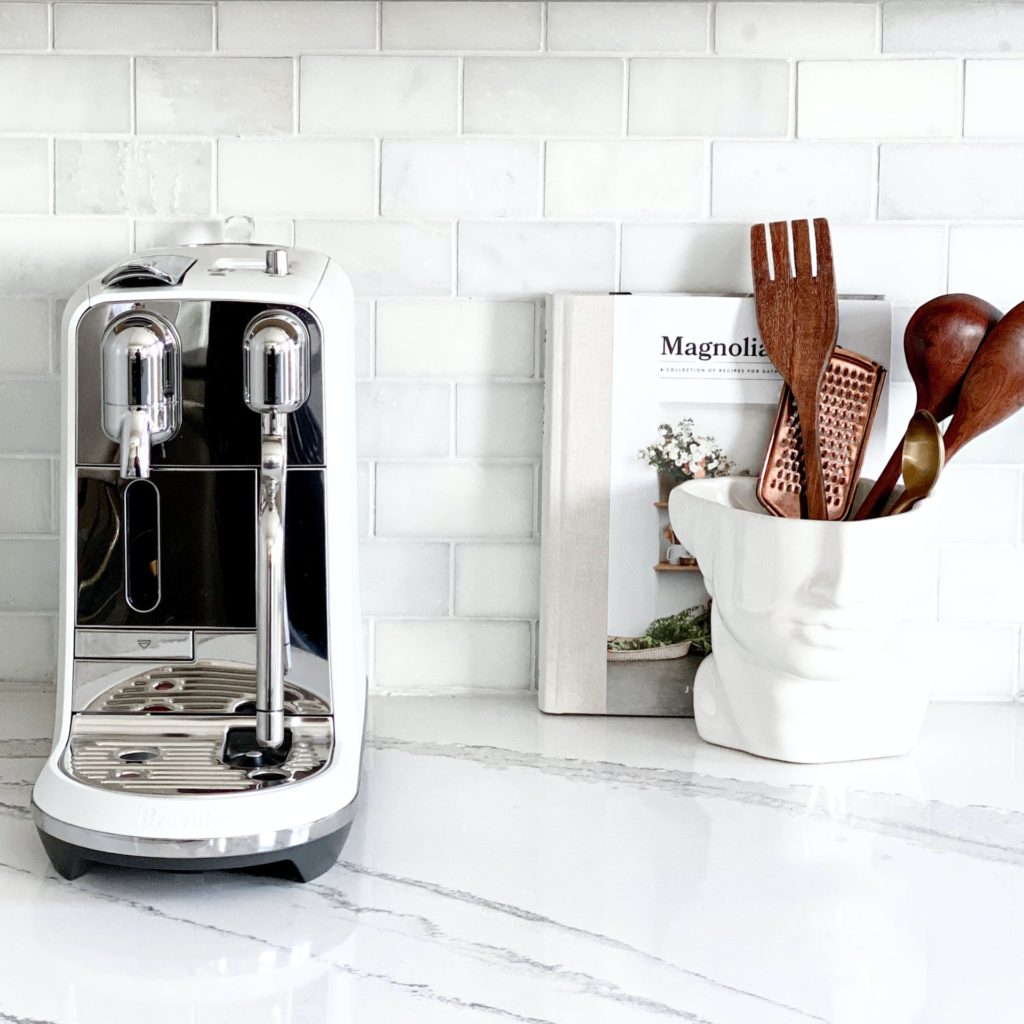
[265,248,289,276]
[74,629,194,661]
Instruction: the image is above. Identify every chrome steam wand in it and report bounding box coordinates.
[244,311,310,750]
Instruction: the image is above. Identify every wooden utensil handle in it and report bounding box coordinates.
[886,489,916,517]
[794,395,828,520]
[851,444,903,520]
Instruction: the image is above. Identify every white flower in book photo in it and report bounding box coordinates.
[638,419,735,483]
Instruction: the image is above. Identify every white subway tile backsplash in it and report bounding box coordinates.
[545,141,704,220]
[382,2,541,51]
[948,226,1024,310]
[218,1,376,55]
[547,2,708,53]
[376,463,534,538]
[354,301,373,379]
[828,224,947,300]
[0,383,60,454]
[0,56,130,132]
[629,58,789,137]
[947,413,1024,466]
[375,619,532,690]
[456,383,543,457]
[295,220,453,297]
[0,300,50,376]
[711,142,873,221]
[940,546,1024,624]
[137,57,293,134]
[0,615,55,682]
[454,542,540,618]
[134,218,293,250]
[359,541,451,617]
[458,222,616,296]
[56,139,211,217]
[0,3,48,50]
[798,60,960,138]
[463,56,622,135]
[621,223,753,293]
[381,140,540,219]
[895,621,1018,700]
[934,467,1021,545]
[0,538,57,611]
[884,2,1024,54]
[54,3,213,53]
[376,299,536,378]
[357,461,371,538]
[219,139,375,218]
[356,381,451,458]
[965,61,1024,138]
[0,460,51,534]
[716,3,876,57]
[0,0,1018,698]
[301,56,459,135]
[0,139,49,214]
[880,144,1024,220]
[0,217,128,296]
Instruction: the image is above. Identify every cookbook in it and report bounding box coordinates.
[539,293,893,716]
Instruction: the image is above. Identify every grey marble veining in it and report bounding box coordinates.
[372,734,1024,866]
[2,685,1024,1023]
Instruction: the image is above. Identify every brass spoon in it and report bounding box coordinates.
[886,410,944,516]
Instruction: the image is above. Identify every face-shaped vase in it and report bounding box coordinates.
[669,478,934,763]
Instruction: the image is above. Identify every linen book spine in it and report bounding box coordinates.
[539,294,615,714]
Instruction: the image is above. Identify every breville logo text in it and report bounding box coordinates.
[139,807,214,832]
[661,336,768,361]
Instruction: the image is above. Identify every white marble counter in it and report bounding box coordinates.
[1,686,1023,1023]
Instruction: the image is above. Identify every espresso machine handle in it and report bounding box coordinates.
[244,310,310,750]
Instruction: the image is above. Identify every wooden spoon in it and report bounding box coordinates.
[887,411,944,516]
[853,293,1001,519]
[943,299,1024,462]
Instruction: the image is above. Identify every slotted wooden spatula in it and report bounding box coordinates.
[750,218,839,520]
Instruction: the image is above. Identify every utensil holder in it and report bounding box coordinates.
[668,478,935,763]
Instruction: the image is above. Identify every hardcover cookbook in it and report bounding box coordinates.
[539,293,893,717]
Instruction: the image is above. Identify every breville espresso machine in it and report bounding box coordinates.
[31,244,365,882]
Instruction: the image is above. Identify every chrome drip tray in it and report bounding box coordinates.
[83,662,330,716]
[63,715,332,794]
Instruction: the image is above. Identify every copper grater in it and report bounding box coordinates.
[757,347,886,520]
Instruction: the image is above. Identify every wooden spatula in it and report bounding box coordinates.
[750,218,839,520]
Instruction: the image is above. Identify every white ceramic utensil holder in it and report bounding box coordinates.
[669,478,935,763]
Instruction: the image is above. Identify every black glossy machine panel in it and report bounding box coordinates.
[75,300,329,660]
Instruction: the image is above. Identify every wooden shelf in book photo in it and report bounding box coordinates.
[653,502,700,573]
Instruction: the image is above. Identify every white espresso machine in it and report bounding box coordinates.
[31,244,365,882]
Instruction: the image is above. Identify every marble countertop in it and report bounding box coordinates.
[2,686,1023,1023]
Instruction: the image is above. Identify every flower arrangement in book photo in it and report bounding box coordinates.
[639,419,735,503]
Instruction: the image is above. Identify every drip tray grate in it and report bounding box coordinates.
[84,661,329,716]
[63,715,332,795]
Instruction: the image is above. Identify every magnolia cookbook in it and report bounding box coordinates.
[539,293,893,716]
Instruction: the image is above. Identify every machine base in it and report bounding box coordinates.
[38,823,351,883]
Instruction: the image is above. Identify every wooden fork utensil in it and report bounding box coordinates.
[751,218,839,520]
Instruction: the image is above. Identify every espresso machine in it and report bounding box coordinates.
[31,244,365,882]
